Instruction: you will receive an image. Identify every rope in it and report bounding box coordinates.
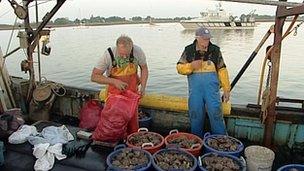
[3,16,18,67]
[257,14,301,123]
[265,61,272,88]
[293,20,304,36]
[261,88,270,123]
[257,14,299,105]
[260,62,272,123]
[39,77,66,97]
[32,78,66,107]
[5,17,18,55]
[0,0,54,19]
[0,15,19,108]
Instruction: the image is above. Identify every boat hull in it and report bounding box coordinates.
[2,77,303,170]
[10,77,304,147]
[180,21,256,30]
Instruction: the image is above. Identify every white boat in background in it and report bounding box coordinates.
[180,3,256,30]
[73,22,90,30]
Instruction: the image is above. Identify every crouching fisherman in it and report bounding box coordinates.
[91,35,149,141]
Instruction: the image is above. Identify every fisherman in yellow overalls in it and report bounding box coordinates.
[177,27,230,138]
[91,35,149,134]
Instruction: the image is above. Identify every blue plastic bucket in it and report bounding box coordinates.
[152,148,197,171]
[138,110,152,129]
[198,152,246,171]
[106,144,152,171]
[203,132,244,157]
[0,141,4,166]
[277,164,304,171]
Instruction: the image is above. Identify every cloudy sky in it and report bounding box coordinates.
[0,0,302,24]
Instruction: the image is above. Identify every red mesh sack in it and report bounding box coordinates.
[79,100,103,131]
[92,90,140,142]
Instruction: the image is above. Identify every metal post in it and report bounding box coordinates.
[23,1,36,103]
[22,0,66,103]
[3,47,21,59]
[30,0,66,43]
[35,0,41,83]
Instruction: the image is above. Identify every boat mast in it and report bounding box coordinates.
[264,1,304,148]
[215,0,304,147]
[21,0,66,104]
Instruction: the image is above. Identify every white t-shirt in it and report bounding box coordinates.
[95,45,147,76]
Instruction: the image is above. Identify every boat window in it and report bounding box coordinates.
[224,22,231,27]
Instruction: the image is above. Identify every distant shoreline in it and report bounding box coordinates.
[0,19,299,31]
[0,20,177,31]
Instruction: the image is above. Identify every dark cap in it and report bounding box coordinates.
[195,27,211,38]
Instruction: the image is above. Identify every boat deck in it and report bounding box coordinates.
[1,118,303,171]
[0,121,111,171]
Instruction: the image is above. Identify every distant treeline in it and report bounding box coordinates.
[49,15,193,25]
[1,14,303,29]
[48,14,304,25]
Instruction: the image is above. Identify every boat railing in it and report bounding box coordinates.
[276,97,304,109]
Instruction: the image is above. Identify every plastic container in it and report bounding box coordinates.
[0,141,4,166]
[126,128,164,154]
[165,129,203,157]
[106,144,152,171]
[138,110,152,129]
[245,145,275,171]
[203,132,244,157]
[222,101,231,115]
[198,152,246,171]
[152,148,197,171]
[277,164,304,171]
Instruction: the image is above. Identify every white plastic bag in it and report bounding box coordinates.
[41,125,74,145]
[33,143,66,171]
[8,125,38,144]
[27,125,74,146]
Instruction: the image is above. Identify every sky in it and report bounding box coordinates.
[0,0,303,24]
